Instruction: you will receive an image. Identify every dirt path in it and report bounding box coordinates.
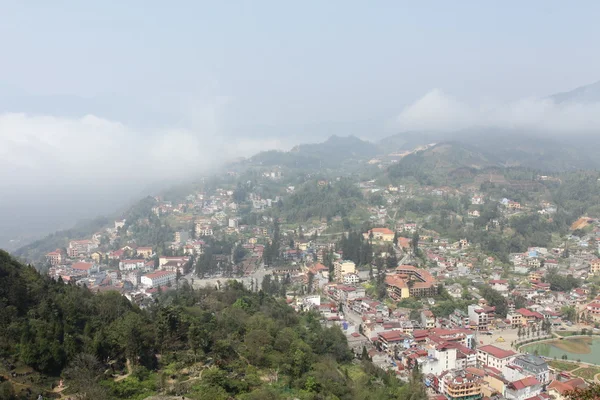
[114,359,132,382]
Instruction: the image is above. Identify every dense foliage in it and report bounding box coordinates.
[0,251,427,400]
[280,179,364,223]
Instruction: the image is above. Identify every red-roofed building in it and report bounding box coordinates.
[71,261,95,276]
[478,345,516,369]
[363,227,395,242]
[505,376,542,400]
[141,270,176,288]
[548,378,587,400]
[515,308,545,325]
[46,250,63,266]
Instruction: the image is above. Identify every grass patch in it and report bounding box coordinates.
[573,367,600,381]
[345,364,367,382]
[548,360,580,372]
[556,331,578,337]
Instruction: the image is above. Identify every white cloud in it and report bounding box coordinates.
[0,112,284,188]
[395,89,600,133]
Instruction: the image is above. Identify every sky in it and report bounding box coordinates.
[1,1,600,247]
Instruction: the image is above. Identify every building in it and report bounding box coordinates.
[421,310,436,329]
[46,250,63,266]
[119,259,146,271]
[514,308,544,326]
[506,354,550,384]
[363,227,395,242]
[440,369,483,400]
[136,247,153,258]
[477,345,516,370]
[67,239,95,258]
[141,270,176,288]
[547,378,587,400]
[71,262,95,276]
[504,376,542,400]
[468,304,495,331]
[342,273,360,285]
[590,258,600,275]
[334,260,356,282]
[385,265,437,299]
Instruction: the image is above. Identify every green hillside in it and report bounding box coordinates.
[0,251,426,400]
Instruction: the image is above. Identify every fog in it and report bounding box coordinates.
[395,87,600,134]
[0,111,287,249]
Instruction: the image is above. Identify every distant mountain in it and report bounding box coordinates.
[248,135,381,169]
[550,81,600,104]
[388,141,499,185]
[379,127,600,172]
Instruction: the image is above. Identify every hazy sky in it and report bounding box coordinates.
[1,1,600,246]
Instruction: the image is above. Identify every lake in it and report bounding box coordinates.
[521,337,600,365]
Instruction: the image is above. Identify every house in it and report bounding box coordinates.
[468,304,495,331]
[471,195,485,205]
[489,279,509,293]
[477,345,516,369]
[141,270,176,288]
[136,247,153,259]
[343,273,360,285]
[515,308,544,325]
[504,376,542,400]
[119,259,146,271]
[334,260,356,282]
[90,251,103,263]
[590,258,600,275]
[585,301,600,320]
[363,227,395,242]
[547,378,587,400]
[71,262,95,276]
[468,210,481,218]
[421,310,436,329]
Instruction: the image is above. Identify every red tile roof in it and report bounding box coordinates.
[478,345,516,359]
[72,262,93,271]
[510,376,540,390]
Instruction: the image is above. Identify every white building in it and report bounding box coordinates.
[477,345,516,370]
[119,259,146,271]
[141,270,176,288]
[334,260,356,282]
[343,273,360,285]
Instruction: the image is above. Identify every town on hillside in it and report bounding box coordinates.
[22,156,600,399]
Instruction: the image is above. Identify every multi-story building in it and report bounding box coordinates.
[477,345,516,370]
[421,310,436,329]
[363,227,395,242]
[67,239,96,258]
[141,270,176,288]
[450,309,470,328]
[439,369,483,400]
[342,273,360,285]
[468,304,495,331]
[119,259,146,271]
[590,258,600,275]
[505,354,550,385]
[504,376,542,400]
[385,265,437,299]
[136,247,153,259]
[46,250,63,266]
[334,260,356,282]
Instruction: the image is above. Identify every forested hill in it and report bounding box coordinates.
[0,250,427,400]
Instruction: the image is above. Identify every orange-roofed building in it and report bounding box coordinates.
[363,227,395,242]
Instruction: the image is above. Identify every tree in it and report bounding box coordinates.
[62,353,108,400]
